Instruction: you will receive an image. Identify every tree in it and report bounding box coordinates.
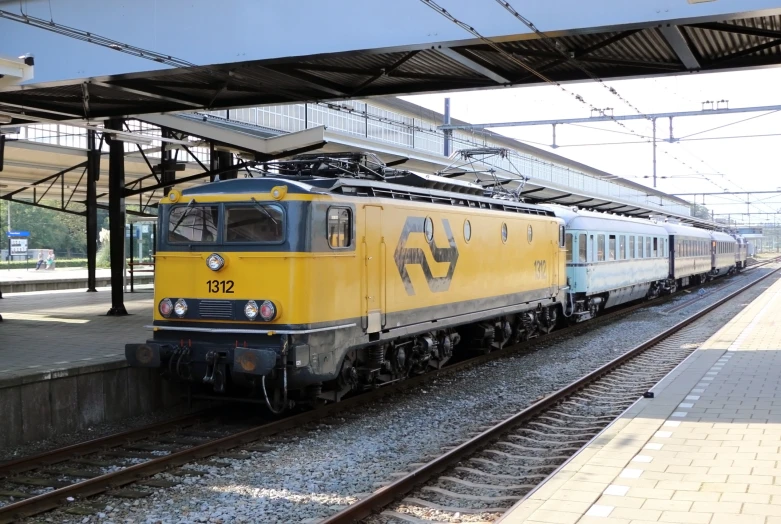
[690,203,712,221]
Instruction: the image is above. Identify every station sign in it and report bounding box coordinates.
[7,231,30,255]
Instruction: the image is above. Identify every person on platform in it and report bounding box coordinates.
[45,249,55,270]
[35,251,45,270]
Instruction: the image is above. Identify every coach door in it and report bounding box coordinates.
[363,206,385,335]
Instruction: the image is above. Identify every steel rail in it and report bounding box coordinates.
[0,412,216,479]
[0,261,775,522]
[320,264,781,524]
[0,292,655,523]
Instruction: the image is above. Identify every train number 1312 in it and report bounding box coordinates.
[534,260,547,280]
[206,280,235,294]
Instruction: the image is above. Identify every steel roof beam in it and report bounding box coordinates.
[436,47,510,85]
[90,81,204,108]
[260,66,349,97]
[689,22,781,40]
[710,38,781,65]
[659,25,701,71]
[534,193,573,203]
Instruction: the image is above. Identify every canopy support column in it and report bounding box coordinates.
[106,119,128,316]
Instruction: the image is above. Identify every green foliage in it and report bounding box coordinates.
[690,203,712,221]
[96,241,111,268]
[0,200,111,258]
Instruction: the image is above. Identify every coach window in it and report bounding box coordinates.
[619,235,626,260]
[664,238,668,257]
[646,237,652,259]
[652,237,658,258]
[597,235,606,262]
[326,207,352,248]
[608,235,616,261]
[579,233,587,263]
[225,203,284,243]
[565,233,573,262]
[629,236,635,259]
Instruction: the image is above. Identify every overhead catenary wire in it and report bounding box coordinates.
[421,0,729,195]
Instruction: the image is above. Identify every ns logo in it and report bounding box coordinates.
[393,216,459,296]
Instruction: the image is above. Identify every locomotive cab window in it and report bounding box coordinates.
[168,204,219,243]
[225,204,284,243]
[327,207,352,248]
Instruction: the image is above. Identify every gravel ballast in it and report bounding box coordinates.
[19,267,780,524]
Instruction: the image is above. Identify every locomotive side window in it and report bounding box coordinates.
[608,235,616,261]
[579,234,587,262]
[225,204,284,243]
[168,204,219,243]
[327,207,352,248]
[565,233,573,262]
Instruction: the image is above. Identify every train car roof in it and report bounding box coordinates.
[176,175,557,217]
[711,231,737,242]
[539,204,669,235]
[662,222,713,239]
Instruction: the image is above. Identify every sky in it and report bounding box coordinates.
[399,66,781,226]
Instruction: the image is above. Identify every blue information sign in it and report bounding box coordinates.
[7,231,30,238]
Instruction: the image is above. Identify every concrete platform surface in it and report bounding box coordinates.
[0,267,112,283]
[0,287,152,383]
[0,267,154,293]
[499,276,781,524]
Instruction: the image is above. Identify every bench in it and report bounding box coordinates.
[128,261,155,292]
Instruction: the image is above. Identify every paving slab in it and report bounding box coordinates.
[498,276,781,524]
[0,286,152,383]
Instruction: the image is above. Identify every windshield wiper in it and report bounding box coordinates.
[170,198,197,232]
[251,197,279,225]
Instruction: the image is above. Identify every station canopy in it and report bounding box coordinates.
[2,7,781,126]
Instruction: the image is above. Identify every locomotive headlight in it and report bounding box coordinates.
[259,300,276,321]
[206,253,225,271]
[174,298,188,318]
[244,300,259,321]
[159,298,173,318]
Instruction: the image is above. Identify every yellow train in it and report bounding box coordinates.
[126,153,567,411]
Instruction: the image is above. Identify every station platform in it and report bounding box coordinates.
[0,287,187,448]
[499,277,781,524]
[0,267,153,293]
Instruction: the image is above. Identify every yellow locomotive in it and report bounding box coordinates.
[125,153,566,411]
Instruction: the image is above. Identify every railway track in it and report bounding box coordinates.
[0,262,777,523]
[320,263,781,524]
